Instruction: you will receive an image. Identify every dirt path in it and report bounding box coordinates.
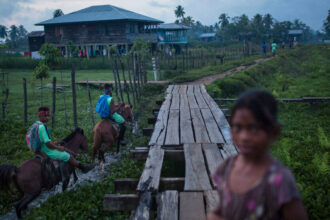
[183,57,273,85]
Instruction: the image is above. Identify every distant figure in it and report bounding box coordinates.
[207,90,308,220]
[271,41,277,56]
[262,42,267,56]
[281,41,285,49]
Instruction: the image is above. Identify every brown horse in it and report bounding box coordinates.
[92,105,133,163]
[0,127,89,219]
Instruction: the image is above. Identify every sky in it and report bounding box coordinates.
[0,0,329,32]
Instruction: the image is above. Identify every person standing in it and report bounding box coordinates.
[262,42,267,56]
[271,41,277,56]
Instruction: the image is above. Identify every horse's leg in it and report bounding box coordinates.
[62,177,70,192]
[73,169,78,183]
[16,192,40,219]
[92,128,102,163]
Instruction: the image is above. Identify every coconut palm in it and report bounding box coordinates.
[18,25,28,40]
[218,13,229,29]
[53,9,64,18]
[175,5,185,20]
[9,25,19,42]
[0,25,7,39]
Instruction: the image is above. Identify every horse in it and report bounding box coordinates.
[92,105,133,163]
[0,127,89,219]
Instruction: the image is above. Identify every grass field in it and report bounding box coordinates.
[207,44,330,219]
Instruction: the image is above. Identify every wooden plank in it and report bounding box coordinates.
[131,149,184,161]
[204,190,219,213]
[202,144,223,186]
[165,110,180,145]
[103,194,139,211]
[201,109,225,144]
[191,108,210,144]
[160,93,172,111]
[187,85,194,95]
[159,178,185,191]
[187,94,199,109]
[132,192,152,220]
[172,85,180,94]
[137,146,165,192]
[209,107,232,143]
[157,191,179,220]
[149,110,169,146]
[180,94,189,110]
[180,107,195,144]
[220,143,237,159]
[170,94,180,110]
[114,177,185,193]
[180,192,206,220]
[184,144,212,191]
[115,178,139,193]
[194,90,208,109]
[178,85,187,94]
[193,85,201,93]
[166,85,174,94]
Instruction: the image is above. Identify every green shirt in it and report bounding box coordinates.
[271,43,277,51]
[36,121,52,154]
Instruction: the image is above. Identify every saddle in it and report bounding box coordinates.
[34,155,70,190]
[103,117,120,131]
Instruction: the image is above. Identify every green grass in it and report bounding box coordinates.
[163,54,272,83]
[207,44,330,219]
[0,78,165,217]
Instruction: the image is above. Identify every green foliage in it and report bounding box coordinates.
[39,43,62,68]
[33,62,50,80]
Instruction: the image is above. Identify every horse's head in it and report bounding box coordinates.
[61,128,89,153]
[120,104,134,122]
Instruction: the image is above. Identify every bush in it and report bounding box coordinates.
[214,77,247,97]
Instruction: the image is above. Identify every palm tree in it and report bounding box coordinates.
[324,10,330,37]
[183,16,194,26]
[9,25,19,42]
[18,25,27,40]
[0,25,7,39]
[263,14,273,34]
[218,13,229,29]
[53,9,64,18]
[174,5,185,20]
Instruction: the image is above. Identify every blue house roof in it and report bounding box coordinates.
[199,33,216,38]
[36,5,163,25]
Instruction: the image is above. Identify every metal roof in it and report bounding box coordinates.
[36,5,163,25]
[158,23,191,30]
[288,30,303,35]
[28,31,45,37]
[199,33,216,38]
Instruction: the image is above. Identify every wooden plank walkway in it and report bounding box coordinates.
[104,84,238,219]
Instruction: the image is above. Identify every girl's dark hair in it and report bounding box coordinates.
[230,89,278,129]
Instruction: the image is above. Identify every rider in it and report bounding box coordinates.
[100,84,127,146]
[36,106,94,173]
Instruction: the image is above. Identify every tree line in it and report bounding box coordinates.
[174,5,330,43]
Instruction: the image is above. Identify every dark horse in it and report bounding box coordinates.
[92,105,133,163]
[0,127,89,218]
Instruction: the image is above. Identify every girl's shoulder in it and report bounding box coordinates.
[212,155,237,185]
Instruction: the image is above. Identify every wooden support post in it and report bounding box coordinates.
[113,54,124,102]
[110,53,120,103]
[86,78,95,126]
[23,78,27,125]
[71,64,78,128]
[117,54,131,104]
[51,77,56,129]
[103,194,139,211]
[126,55,136,106]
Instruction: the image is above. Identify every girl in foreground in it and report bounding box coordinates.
[208,90,308,220]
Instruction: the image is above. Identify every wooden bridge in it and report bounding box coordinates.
[103,85,238,219]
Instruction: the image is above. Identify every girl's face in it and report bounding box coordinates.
[231,108,272,158]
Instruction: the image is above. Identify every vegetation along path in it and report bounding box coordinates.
[185,57,273,85]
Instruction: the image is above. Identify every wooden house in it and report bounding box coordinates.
[199,33,217,42]
[157,23,190,45]
[27,31,45,52]
[35,5,163,58]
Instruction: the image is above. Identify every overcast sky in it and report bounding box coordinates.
[1,0,329,32]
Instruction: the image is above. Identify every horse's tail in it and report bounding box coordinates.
[0,164,18,192]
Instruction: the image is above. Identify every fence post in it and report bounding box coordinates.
[112,53,124,102]
[51,77,56,129]
[86,78,95,126]
[110,53,121,103]
[2,88,9,121]
[23,78,27,125]
[118,54,131,105]
[126,55,136,106]
[60,70,68,127]
[71,64,78,128]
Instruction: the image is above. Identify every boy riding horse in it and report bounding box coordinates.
[35,106,94,173]
[98,84,127,146]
